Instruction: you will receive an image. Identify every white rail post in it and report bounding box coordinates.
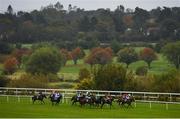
[166,103,168,110]
[7,96,9,102]
[134,101,136,108]
[64,91,68,104]
[62,93,65,103]
[170,94,172,102]
[18,96,20,102]
[144,93,145,100]
[149,102,152,109]
[16,89,17,96]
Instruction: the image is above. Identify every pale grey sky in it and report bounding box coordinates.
[0,0,180,13]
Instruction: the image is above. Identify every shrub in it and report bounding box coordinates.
[79,68,91,81]
[8,73,49,88]
[93,64,127,90]
[75,78,94,90]
[0,74,10,87]
[136,66,148,76]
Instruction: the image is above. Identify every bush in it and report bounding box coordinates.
[75,78,94,90]
[8,73,49,88]
[47,73,60,82]
[0,75,10,87]
[79,68,91,81]
[153,69,180,93]
[136,66,148,76]
[93,64,127,90]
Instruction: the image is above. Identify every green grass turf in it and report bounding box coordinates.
[0,97,179,118]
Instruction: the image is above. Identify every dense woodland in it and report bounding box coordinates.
[0,2,180,49]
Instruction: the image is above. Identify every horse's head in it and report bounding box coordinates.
[130,96,135,102]
[42,94,47,98]
[49,94,54,99]
[71,95,77,101]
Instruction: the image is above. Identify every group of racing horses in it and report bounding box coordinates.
[32,92,135,108]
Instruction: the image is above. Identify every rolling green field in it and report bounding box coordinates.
[0,47,176,88]
[0,97,179,118]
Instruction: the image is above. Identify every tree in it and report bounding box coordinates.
[160,19,178,40]
[54,2,63,11]
[162,41,180,69]
[93,64,127,90]
[60,48,72,66]
[0,42,13,54]
[110,40,123,53]
[85,47,112,66]
[3,57,19,74]
[117,47,138,68]
[71,47,85,65]
[7,5,13,14]
[139,48,157,68]
[11,48,32,65]
[25,47,62,74]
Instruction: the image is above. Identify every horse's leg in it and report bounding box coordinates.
[101,102,104,109]
[32,99,35,104]
[42,99,45,104]
[129,102,133,108]
[72,101,74,105]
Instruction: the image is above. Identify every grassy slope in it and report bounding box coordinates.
[0,98,179,118]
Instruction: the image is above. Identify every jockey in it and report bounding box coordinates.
[85,91,91,102]
[124,94,130,102]
[105,93,111,101]
[77,91,82,100]
[54,91,60,100]
[122,93,127,102]
[38,91,42,97]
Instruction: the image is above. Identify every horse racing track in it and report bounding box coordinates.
[0,96,179,118]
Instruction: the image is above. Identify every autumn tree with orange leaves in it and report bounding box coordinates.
[85,47,113,66]
[11,48,32,64]
[3,57,19,74]
[139,48,157,68]
[60,48,72,66]
[71,47,85,65]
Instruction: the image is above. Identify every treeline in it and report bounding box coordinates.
[76,64,180,93]
[1,3,180,49]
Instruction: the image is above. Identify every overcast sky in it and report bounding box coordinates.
[0,0,180,13]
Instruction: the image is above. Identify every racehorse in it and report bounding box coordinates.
[32,94,47,104]
[71,95,79,105]
[71,94,95,107]
[100,96,114,109]
[90,95,102,107]
[117,95,135,108]
[49,93,62,106]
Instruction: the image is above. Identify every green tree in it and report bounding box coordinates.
[25,47,62,74]
[162,41,180,69]
[117,47,138,68]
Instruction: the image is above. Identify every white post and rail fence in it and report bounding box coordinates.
[0,87,180,110]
